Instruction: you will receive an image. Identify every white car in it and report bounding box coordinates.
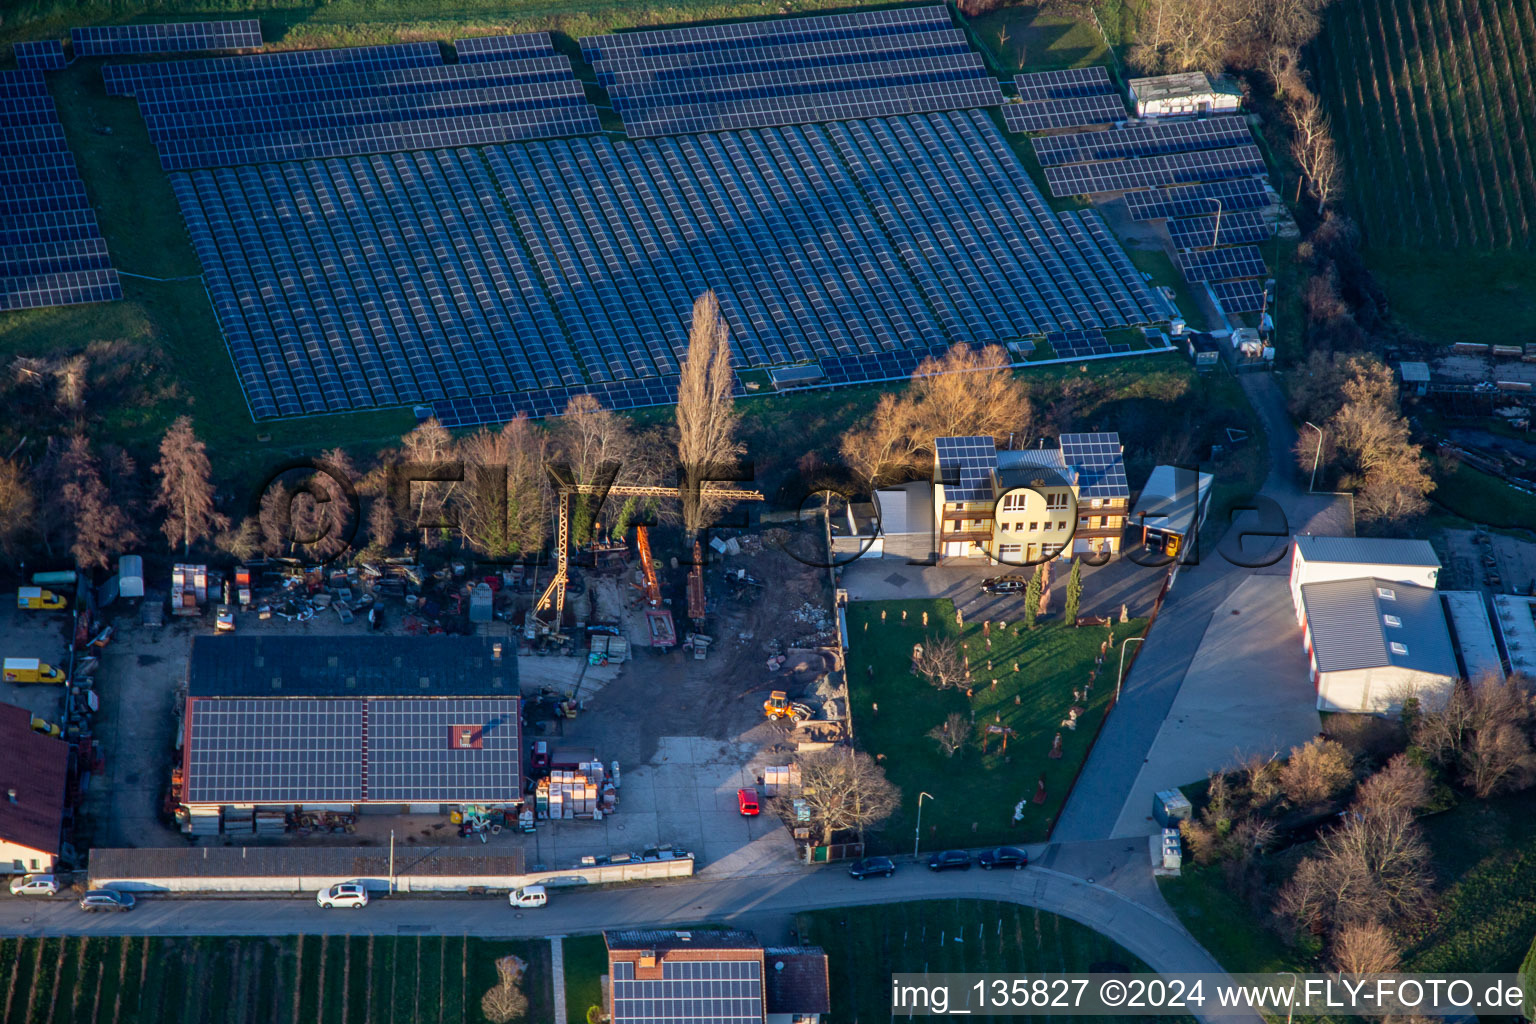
[508,885,547,908]
[316,882,369,909]
[9,874,60,896]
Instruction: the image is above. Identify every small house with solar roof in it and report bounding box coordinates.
[932,433,1130,563]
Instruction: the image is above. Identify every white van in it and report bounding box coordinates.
[509,885,547,908]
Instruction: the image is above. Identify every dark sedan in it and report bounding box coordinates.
[978,846,1029,870]
[848,856,896,880]
[981,576,1028,594]
[926,849,972,872]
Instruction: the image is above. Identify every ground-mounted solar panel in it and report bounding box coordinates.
[1002,92,1127,132]
[593,29,970,85]
[1,268,123,310]
[14,41,67,71]
[1211,277,1268,313]
[454,32,556,63]
[1122,177,1270,220]
[621,79,1006,135]
[1031,115,1252,165]
[609,51,988,107]
[1166,209,1273,249]
[102,41,443,96]
[1177,244,1268,282]
[72,20,262,57]
[581,5,951,61]
[1012,65,1113,102]
[1043,143,1266,197]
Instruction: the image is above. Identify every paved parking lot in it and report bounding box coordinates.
[0,603,76,722]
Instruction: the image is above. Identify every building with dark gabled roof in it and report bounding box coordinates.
[181,636,520,817]
[0,702,68,875]
[605,930,828,1024]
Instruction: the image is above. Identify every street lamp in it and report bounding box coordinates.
[1205,196,1224,247]
[1116,637,1144,703]
[1303,422,1323,493]
[1279,971,1299,1024]
[913,791,935,860]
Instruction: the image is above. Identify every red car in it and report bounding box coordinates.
[737,788,760,816]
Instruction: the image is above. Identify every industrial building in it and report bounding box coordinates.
[1300,577,1459,712]
[1289,535,1440,625]
[1127,72,1243,118]
[605,930,829,1024]
[0,702,68,875]
[1440,590,1506,681]
[1493,595,1536,678]
[179,636,521,824]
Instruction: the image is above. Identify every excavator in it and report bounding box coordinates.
[634,525,676,650]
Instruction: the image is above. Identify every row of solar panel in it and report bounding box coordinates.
[1012,65,1114,102]
[1123,177,1271,220]
[592,29,970,84]
[1031,115,1251,165]
[1045,328,1134,359]
[0,69,121,311]
[1043,143,1266,197]
[1003,92,1127,132]
[453,32,555,62]
[72,20,262,56]
[103,41,443,96]
[580,5,951,60]
[607,52,989,108]
[1211,277,1268,313]
[1176,244,1268,282]
[1166,209,1274,249]
[13,40,67,70]
[619,81,1006,137]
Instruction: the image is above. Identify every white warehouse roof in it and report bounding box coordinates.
[1302,578,1458,678]
[1294,535,1440,568]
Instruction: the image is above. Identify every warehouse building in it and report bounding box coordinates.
[1301,578,1459,712]
[1493,595,1536,678]
[1289,536,1440,625]
[181,636,520,821]
[1440,590,1505,681]
[605,930,829,1024]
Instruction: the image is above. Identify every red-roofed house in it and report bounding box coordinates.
[0,702,68,874]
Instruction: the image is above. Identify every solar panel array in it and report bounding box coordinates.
[102,41,445,97]
[454,32,556,63]
[610,959,764,1024]
[14,40,67,70]
[113,48,600,170]
[1003,92,1127,133]
[1043,144,1265,197]
[1031,115,1252,165]
[1059,432,1129,498]
[0,70,122,311]
[184,696,521,804]
[935,435,997,501]
[1012,65,1113,102]
[180,110,1169,419]
[1176,244,1268,282]
[72,20,262,57]
[1122,178,1271,220]
[584,6,1004,136]
[1166,210,1273,249]
[1045,328,1133,359]
[1211,277,1268,313]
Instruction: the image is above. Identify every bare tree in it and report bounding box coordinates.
[56,434,138,570]
[794,749,901,846]
[153,416,228,556]
[1413,676,1536,797]
[213,517,262,561]
[1280,802,1432,931]
[911,635,969,691]
[397,419,459,547]
[0,458,36,564]
[1354,754,1430,819]
[550,394,653,544]
[927,712,972,757]
[1277,737,1354,807]
[676,291,744,538]
[839,392,920,487]
[1289,92,1343,213]
[1332,922,1401,974]
[480,954,530,1024]
[54,354,88,412]
[455,415,549,559]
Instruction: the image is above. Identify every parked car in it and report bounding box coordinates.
[9,874,60,896]
[736,788,760,816]
[79,890,135,912]
[927,850,972,872]
[981,575,1028,594]
[978,846,1029,870]
[847,856,896,880]
[509,885,548,908]
[529,740,550,772]
[316,882,368,909]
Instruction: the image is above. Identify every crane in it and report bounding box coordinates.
[530,471,764,637]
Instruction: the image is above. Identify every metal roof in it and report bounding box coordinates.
[1440,590,1505,681]
[89,845,525,880]
[1301,578,1458,677]
[1293,535,1440,569]
[872,481,933,536]
[188,635,516,698]
[1132,464,1214,538]
[1493,595,1536,678]
[1399,361,1431,383]
[1128,72,1242,102]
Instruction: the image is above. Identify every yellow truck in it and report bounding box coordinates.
[3,658,65,684]
[16,587,65,611]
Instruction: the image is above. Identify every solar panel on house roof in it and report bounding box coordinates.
[935,435,996,502]
[72,20,262,56]
[185,698,365,804]
[1060,432,1128,498]
[1011,65,1113,102]
[1176,244,1268,282]
[1122,178,1269,220]
[610,958,764,1024]
[1002,92,1127,132]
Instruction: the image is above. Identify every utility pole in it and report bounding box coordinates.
[913,791,934,859]
[1206,196,1224,247]
[1303,422,1324,493]
[389,829,396,894]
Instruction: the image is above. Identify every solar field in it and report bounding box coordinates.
[72,19,262,56]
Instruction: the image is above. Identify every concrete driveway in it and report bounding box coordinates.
[837,554,1164,619]
[1109,575,1320,837]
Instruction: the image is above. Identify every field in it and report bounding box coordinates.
[1429,456,1536,530]
[1313,0,1536,342]
[797,899,1176,1023]
[0,934,552,1024]
[844,598,1146,850]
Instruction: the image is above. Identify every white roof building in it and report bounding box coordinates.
[1493,595,1536,679]
[1440,591,1505,682]
[1301,578,1458,712]
[1289,535,1440,625]
[1127,72,1243,118]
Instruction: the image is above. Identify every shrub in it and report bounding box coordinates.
[1279,737,1355,808]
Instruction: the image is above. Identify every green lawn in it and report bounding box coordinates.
[845,598,1146,849]
[1429,456,1536,531]
[964,4,1109,76]
[798,900,1171,1024]
[0,934,552,1023]
[1368,249,1536,349]
[563,933,610,1024]
[1156,867,1312,974]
